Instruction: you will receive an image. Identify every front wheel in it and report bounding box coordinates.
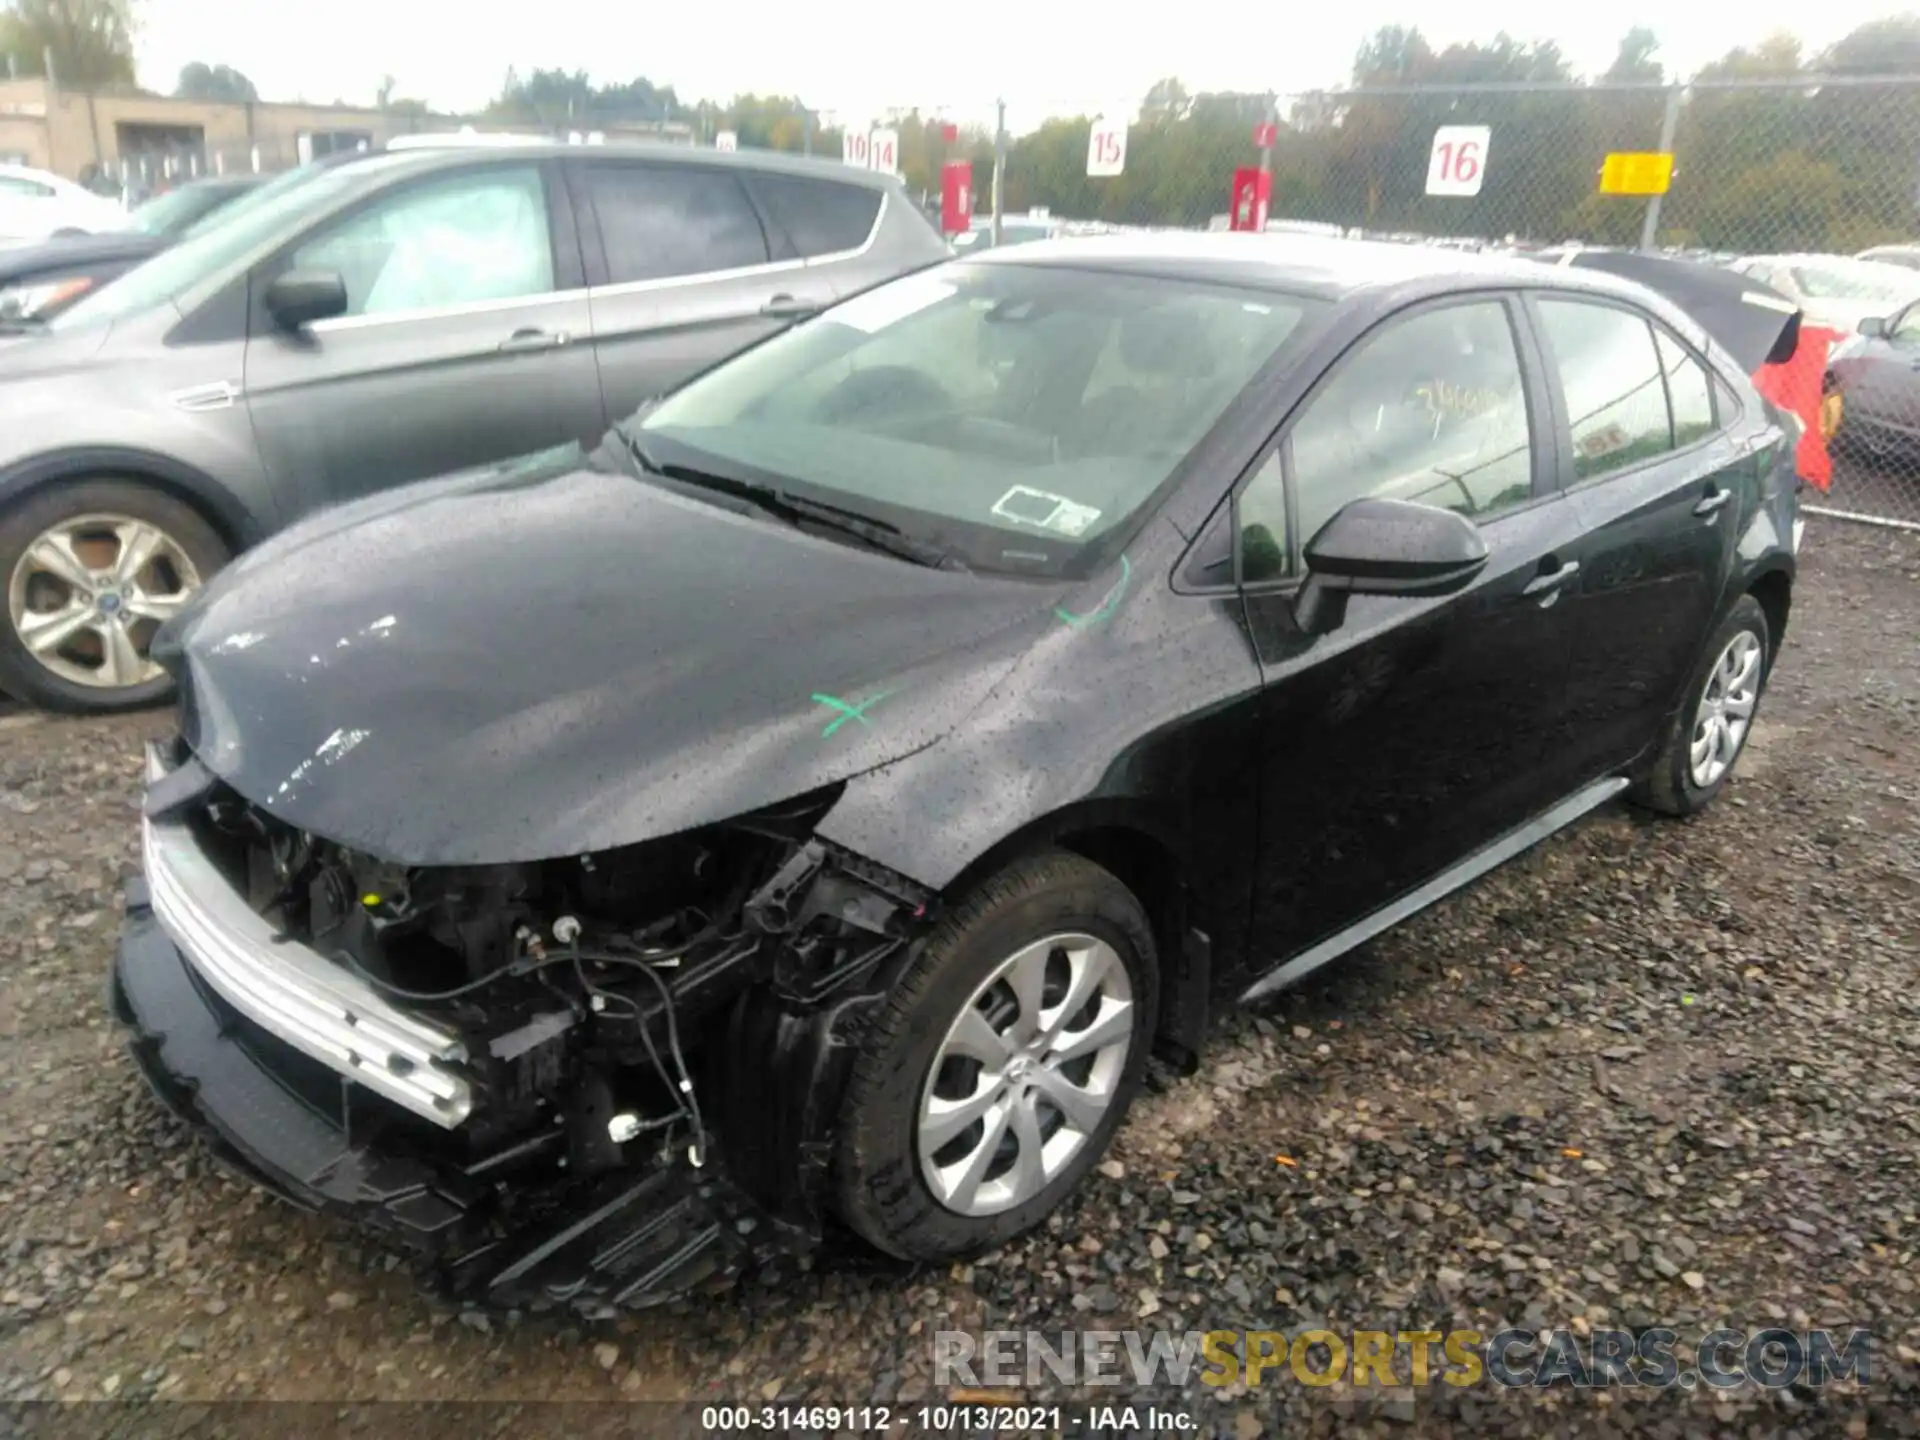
[1629,593,1771,817]
[834,851,1158,1261]
[0,479,229,713]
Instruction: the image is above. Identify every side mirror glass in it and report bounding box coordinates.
[1858,315,1888,338]
[1292,497,1490,636]
[264,268,348,331]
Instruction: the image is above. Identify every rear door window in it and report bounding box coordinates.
[582,163,770,284]
[1534,299,1674,481]
[745,173,881,260]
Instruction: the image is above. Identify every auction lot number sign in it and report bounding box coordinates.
[1427,125,1490,196]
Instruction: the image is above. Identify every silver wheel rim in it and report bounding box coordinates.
[6,513,201,690]
[915,931,1135,1218]
[1689,629,1762,790]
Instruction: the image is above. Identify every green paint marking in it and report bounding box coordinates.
[812,690,893,737]
[1055,553,1132,628]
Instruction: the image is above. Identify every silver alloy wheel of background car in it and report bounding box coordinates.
[1689,629,1763,790]
[916,931,1135,1218]
[6,513,202,690]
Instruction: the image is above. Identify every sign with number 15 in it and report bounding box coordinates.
[1087,118,1127,177]
[1426,125,1489,196]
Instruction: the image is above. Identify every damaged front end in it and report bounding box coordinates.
[112,737,933,1315]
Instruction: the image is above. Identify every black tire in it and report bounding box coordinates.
[834,850,1158,1262]
[0,479,229,714]
[1628,593,1772,818]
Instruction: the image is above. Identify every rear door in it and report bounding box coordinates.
[1526,293,1753,782]
[242,158,602,518]
[568,158,835,423]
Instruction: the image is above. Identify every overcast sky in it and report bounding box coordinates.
[133,1,1908,130]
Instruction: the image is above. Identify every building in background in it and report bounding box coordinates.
[0,77,693,191]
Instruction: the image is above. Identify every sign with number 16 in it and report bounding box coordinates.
[1427,125,1490,196]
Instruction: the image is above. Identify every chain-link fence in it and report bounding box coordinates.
[971,77,1920,529]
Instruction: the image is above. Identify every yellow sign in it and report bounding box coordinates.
[1599,152,1675,196]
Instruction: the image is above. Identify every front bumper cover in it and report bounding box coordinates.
[111,885,772,1310]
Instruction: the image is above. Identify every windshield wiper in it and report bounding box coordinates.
[614,425,965,572]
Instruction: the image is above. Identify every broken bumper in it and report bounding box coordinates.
[111,889,769,1310]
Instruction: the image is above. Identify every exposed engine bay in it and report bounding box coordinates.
[124,739,937,1314]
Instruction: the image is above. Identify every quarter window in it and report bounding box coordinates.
[584,164,770,283]
[1656,329,1716,447]
[1535,299,1673,481]
[289,165,554,319]
[746,173,881,259]
[1283,299,1534,551]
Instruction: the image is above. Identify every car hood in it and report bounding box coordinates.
[161,453,1062,865]
[0,230,165,284]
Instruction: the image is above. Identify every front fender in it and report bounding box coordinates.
[0,444,264,549]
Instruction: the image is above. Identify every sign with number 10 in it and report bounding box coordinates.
[1426,125,1490,197]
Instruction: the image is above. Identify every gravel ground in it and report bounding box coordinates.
[1,520,1916,1437]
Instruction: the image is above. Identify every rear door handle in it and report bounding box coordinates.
[1522,559,1580,597]
[760,293,821,320]
[497,327,569,354]
[1693,487,1732,518]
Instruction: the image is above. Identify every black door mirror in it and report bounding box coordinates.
[1292,497,1490,636]
[264,269,349,330]
[1858,315,1888,338]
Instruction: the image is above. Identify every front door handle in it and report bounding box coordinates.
[1693,486,1732,518]
[1522,559,1581,598]
[497,327,569,354]
[760,293,820,320]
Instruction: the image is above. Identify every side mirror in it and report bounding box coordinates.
[264,268,348,330]
[1292,497,1490,636]
[1858,315,1888,338]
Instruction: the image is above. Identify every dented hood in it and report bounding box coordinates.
[162,456,1059,864]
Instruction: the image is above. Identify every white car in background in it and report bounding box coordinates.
[1728,253,1920,334]
[0,163,127,241]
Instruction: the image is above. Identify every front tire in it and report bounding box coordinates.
[0,479,229,713]
[834,851,1158,1262]
[1629,593,1771,817]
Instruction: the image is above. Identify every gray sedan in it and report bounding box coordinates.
[0,143,949,712]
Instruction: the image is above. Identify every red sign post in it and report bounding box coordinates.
[1229,166,1271,232]
[941,160,974,235]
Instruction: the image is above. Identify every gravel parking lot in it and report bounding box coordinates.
[1,520,1915,1436]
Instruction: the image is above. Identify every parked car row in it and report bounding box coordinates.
[0,162,129,242]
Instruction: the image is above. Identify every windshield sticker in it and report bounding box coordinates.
[827,278,957,335]
[1055,554,1132,629]
[812,689,894,738]
[991,486,1103,538]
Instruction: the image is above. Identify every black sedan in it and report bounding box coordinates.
[0,173,265,321]
[112,233,1799,1312]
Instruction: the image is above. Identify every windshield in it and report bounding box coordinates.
[1790,259,1920,302]
[49,155,414,331]
[636,262,1323,577]
[126,182,244,238]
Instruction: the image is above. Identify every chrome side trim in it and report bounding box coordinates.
[140,747,472,1127]
[168,380,242,412]
[1240,777,1631,1003]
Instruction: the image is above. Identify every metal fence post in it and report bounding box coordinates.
[991,98,1006,245]
[1640,83,1684,251]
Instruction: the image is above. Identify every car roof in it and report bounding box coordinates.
[960,230,1671,304]
[345,141,900,192]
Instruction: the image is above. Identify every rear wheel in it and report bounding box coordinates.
[1629,594,1771,817]
[834,851,1157,1261]
[0,480,228,713]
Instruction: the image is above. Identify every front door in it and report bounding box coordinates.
[568,158,828,425]
[1527,297,1749,781]
[243,160,603,521]
[1233,294,1584,978]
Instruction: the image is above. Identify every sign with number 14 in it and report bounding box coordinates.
[1427,125,1490,196]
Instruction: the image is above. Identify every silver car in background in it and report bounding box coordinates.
[0,143,949,712]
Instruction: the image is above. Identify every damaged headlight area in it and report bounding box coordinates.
[114,738,934,1316]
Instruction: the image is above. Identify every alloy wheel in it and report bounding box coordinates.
[1689,629,1762,790]
[6,514,202,690]
[916,931,1135,1217]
